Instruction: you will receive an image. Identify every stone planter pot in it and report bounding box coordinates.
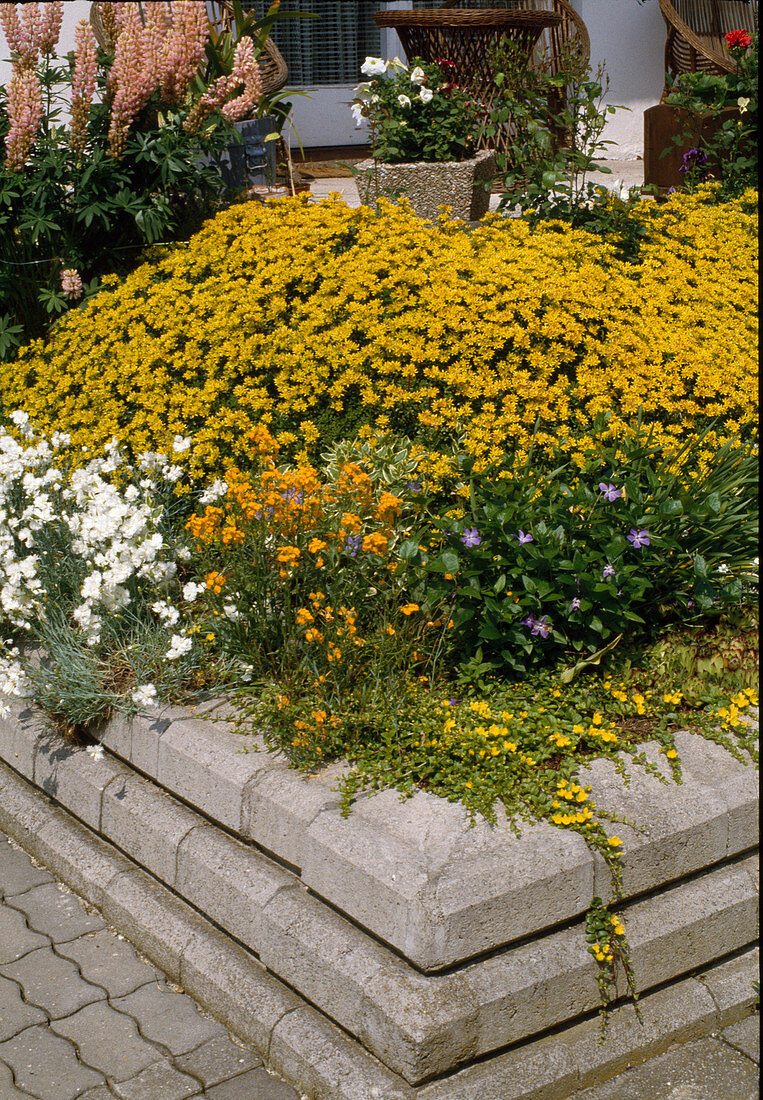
[355,149,497,222]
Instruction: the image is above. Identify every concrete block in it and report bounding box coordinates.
[0,701,41,779]
[722,1013,760,1064]
[624,856,759,991]
[695,946,760,1022]
[156,716,268,832]
[0,973,47,1041]
[0,1024,105,1099]
[33,734,129,830]
[671,729,759,857]
[268,1005,415,1100]
[101,772,199,886]
[175,825,291,950]
[241,762,344,872]
[101,869,207,983]
[259,884,479,1083]
[56,929,161,998]
[579,742,734,898]
[0,834,53,899]
[179,929,303,1055]
[8,880,105,943]
[302,789,595,971]
[31,813,127,912]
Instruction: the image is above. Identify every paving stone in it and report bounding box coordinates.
[721,1014,760,1064]
[174,1034,263,1089]
[570,1034,760,1099]
[0,973,47,1042]
[109,1059,200,1100]
[0,1059,33,1098]
[78,1089,121,1100]
[0,904,49,965]
[206,1067,300,1099]
[0,836,53,900]
[56,930,160,999]
[0,1024,105,1100]
[51,1000,164,1082]
[1,945,106,1019]
[8,881,104,944]
[112,980,224,1056]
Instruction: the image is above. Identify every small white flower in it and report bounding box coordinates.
[183,581,204,602]
[173,435,192,453]
[419,86,434,104]
[397,95,411,108]
[166,633,193,661]
[717,563,730,574]
[409,66,426,86]
[132,683,158,708]
[86,744,105,761]
[198,479,228,505]
[223,603,240,621]
[360,56,386,77]
[738,96,750,113]
[350,103,365,127]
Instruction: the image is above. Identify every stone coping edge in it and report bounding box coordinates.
[0,700,758,973]
[0,758,757,1100]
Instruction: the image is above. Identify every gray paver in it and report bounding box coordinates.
[722,1016,760,1064]
[0,836,53,900]
[0,945,105,1019]
[51,1000,165,1082]
[0,1058,34,1098]
[206,1067,301,1099]
[0,1024,105,1100]
[112,980,224,1056]
[174,1035,262,1089]
[56,930,160,999]
[0,973,47,1042]
[0,905,49,966]
[7,881,105,943]
[571,1032,760,1099]
[109,1059,200,1100]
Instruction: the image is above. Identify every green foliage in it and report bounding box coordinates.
[353,57,485,164]
[664,32,758,199]
[403,421,758,679]
[484,41,653,259]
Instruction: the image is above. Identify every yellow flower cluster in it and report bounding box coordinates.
[3,187,756,481]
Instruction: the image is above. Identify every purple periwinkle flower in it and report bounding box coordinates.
[570,597,582,611]
[406,481,422,494]
[521,613,537,629]
[598,482,622,502]
[531,615,552,638]
[627,528,651,548]
[602,564,616,580]
[461,527,482,547]
[344,534,362,556]
[517,530,534,545]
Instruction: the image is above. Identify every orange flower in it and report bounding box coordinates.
[400,603,419,615]
[362,532,388,555]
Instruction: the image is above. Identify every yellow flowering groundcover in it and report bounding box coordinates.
[2,186,757,481]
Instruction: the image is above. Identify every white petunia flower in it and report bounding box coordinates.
[409,66,426,86]
[360,56,387,77]
[397,95,411,108]
[419,86,434,104]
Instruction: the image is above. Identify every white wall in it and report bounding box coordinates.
[574,0,666,160]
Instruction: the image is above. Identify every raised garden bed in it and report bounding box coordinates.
[0,698,757,1097]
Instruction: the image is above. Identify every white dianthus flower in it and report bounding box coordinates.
[166,633,193,661]
[132,683,158,708]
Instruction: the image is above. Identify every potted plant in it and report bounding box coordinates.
[351,56,495,222]
[200,1,297,195]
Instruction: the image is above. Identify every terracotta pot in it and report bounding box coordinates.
[355,149,497,222]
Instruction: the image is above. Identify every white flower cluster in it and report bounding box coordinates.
[0,418,198,709]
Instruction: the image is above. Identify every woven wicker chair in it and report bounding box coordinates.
[435,0,590,74]
[90,1,289,96]
[657,0,758,96]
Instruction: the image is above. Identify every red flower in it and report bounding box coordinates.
[725,29,752,50]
